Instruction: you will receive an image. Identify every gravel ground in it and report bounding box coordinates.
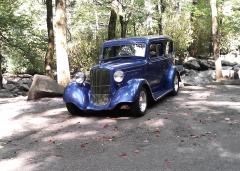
[0,85,240,171]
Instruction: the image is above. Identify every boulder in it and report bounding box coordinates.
[222,60,237,67]
[27,75,65,100]
[183,58,201,70]
[198,59,210,71]
[222,66,235,79]
[0,89,14,98]
[19,84,30,91]
[181,70,216,86]
[3,84,16,91]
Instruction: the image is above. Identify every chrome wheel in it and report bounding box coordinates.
[139,90,147,113]
[174,75,179,92]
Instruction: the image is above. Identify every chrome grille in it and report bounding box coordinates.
[90,68,111,105]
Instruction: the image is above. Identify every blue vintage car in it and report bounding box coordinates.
[63,35,180,116]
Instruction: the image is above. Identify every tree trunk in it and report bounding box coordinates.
[45,0,54,79]
[157,0,163,35]
[108,9,117,40]
[120,16,128,38]
[210,0,222,80]
[0,53,3,89]
[133,22,136,36]
[55,0,71,86]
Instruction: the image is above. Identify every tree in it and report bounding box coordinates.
[108,0,118,40]
[0,53,3,89]
[210,0,222,80]
[45,0,54,78]
[156,0,164,35]
[55,0,71,86]
[119,0,134,38]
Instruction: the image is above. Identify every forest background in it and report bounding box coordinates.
[0,0,239,83]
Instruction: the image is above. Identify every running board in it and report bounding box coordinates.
[153,89,173,101]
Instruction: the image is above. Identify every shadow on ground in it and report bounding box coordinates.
[0,85,240,171]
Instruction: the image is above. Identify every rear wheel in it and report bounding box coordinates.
[170,74,179,96]
[131,87,148,117]
[66,103,82,115]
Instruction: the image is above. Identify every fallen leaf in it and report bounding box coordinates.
[144,139,149,143]
[119,152,128,157]
[133,149,140,154]
[103,124,109,128]
[224,118,230,121]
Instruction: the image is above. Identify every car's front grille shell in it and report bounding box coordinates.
[90,68,111,105]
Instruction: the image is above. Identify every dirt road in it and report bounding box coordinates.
[0,85,240,171]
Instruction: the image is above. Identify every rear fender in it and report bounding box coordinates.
[166,66,180,89]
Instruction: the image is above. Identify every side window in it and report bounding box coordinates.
[169,41,173,53]
[165,42,169,55]
[149,42,165,58]
[165,41,173,55]
[149,44,157,58]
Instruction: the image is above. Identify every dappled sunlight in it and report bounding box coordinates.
[177,147,196,153]
[210,142,240,160]
[185,101,240,108]
[44,130,98,141]
[97,118,117,125]
[187,91,212,100]
[183,86,207,90]
[142,118,165,128]
[0,151,39,171]
[40,107,67,117]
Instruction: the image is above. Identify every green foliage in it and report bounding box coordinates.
[0,0,46,74]
[187,0,212,57]
[218,0,240,53]
[162,1,193,57]
[68,32,102,72]
[1,0,240,75]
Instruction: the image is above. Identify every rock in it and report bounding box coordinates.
[175,65,184,74]
[222,66,235,79]
[19,84,30,91]
[18,74,32,78]
[2,77,7,85]
[222,60,237,67]
[27,75,65,100]
[198,60,210,71]
[183,58,201,70]
[0,89,14,98]
[233,71,239,79]
[3,84,16,91]
[181,70,216,86]
[232,64,240,71]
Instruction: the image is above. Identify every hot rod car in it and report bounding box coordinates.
[63,35,180,116]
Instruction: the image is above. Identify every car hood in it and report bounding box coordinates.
[94,58,146,71]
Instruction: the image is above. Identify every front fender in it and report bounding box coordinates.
[63,82,90,110]
[111,79,149,105]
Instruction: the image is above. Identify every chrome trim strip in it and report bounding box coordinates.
[155,89,173,100]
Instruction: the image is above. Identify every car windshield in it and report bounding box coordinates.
[103,43,146,59]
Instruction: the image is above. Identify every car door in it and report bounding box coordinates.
[146,41,165,92]
[161,40,174,89]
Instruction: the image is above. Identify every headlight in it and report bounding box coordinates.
[75,72,86,84]
[114,70,124,83]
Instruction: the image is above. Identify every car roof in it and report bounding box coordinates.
[103,35,172,47]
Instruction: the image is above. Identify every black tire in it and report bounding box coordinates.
[66,103,82,115]
[130,87,148,117]
[170,73,180,96]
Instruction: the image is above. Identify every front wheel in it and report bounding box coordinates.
[170,74,180,96]
[131,87,148,117]
[66,103,82,115]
